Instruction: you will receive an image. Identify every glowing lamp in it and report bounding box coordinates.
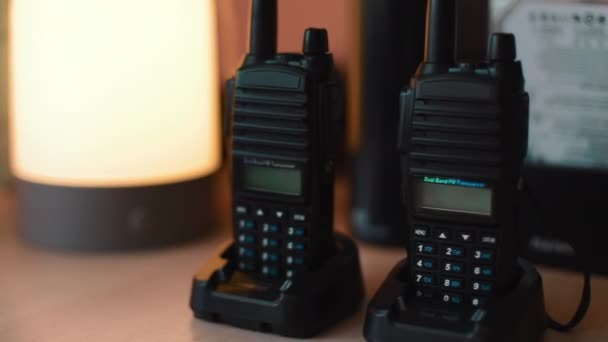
[9,0,221,250]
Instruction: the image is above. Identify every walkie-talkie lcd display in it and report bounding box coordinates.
[226,0,343,281]
[398,0,529,307]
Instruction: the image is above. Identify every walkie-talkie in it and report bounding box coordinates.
[191,1,363,336]
[398,0,529,307]
[365,1,546,339]
[225,0,343,281]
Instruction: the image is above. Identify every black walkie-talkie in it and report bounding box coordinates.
[225,0,343,281]
[191,2,363,336]
[398,0,529,307]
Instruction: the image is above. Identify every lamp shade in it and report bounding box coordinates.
[9,0,221,250]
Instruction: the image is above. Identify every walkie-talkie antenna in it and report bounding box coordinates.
[422,0,456,71]
[246,0,277,65]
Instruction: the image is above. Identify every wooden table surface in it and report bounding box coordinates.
[1,185,607,342]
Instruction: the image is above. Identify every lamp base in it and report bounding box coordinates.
[16,176,217,251]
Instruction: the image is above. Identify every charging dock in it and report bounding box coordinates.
[190,233,365,338]
[364,258,546,342]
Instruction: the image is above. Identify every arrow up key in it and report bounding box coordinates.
[435,229,451,241]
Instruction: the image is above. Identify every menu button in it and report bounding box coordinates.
[292,213,307,222]
[481,234,498,245]
[413,225,430,238]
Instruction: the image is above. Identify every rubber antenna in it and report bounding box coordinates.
[423,0,456,69]
[247,0,277,64]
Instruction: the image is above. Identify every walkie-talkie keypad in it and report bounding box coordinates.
[411,224,498,306]
[235,203,310,279]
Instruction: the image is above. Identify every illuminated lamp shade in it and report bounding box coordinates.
[9,0,222,250]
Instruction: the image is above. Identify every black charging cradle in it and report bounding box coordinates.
[364,258,546,342]
[190,233,365,338]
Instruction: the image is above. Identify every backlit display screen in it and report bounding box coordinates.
[244,165,302,196]
[414,176,493,216]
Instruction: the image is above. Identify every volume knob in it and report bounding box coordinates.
[488,33,516,62]
[303,28,329,55]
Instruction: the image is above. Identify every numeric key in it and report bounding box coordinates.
[238,247,256,258]
[442,277,465,290]
[286,269,296,279]
[262,223,280,234]
[261,265,280,278]
[238,234,255,244]
[443,262,465,274]
[443,246,465,258]
[261,251,280,263]
[415,273,435,286]
[237,219,255,231]
[473,249,495,263]
[471,296,488,307]
[415,243,436,255]
[287,226,306,237]
[286,255,306,266]
[415,258,436,270]
[472,281,493,294]
[472,265,494,277]
[442,293,464,305]
[286,241,306,252]
[262,237,281,248]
